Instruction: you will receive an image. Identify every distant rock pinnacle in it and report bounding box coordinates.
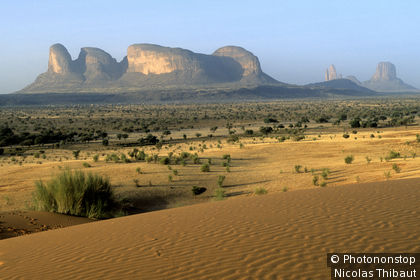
[325,64,337,81]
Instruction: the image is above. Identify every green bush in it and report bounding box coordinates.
[312,175,319,186]
[82,162,91,168]
[201,163,210,172]
[294,165,302,173]
[386,150,400,161]
[160,157,170,165]
[344,155,354,164]
[321,168,330,179]
[32,170,118,219]
[93,154,99,162]
[217,175,226,187]
[213,188,226,201]
[392,163,401,173]
[254,187,268,195]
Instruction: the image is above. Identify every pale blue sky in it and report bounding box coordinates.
[1,0,420,93]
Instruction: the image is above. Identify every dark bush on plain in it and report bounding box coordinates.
[192,186,206,195]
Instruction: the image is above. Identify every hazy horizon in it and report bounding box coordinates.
[1,0,420,93]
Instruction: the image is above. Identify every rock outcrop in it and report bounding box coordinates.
[371,62,397,81]
[213,46,261,77]
[48,44,74,74]
[363,62,415,92]
[325,64,337,81]
[75,47,126,82]
[20,43,279,93]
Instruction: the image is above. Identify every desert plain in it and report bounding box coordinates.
[0,100,419,279]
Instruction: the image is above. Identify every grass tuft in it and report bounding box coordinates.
[32,169,118,219]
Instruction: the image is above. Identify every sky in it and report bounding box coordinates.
[1,0,420,93]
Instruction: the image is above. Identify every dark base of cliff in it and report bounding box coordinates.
[0,85,386,106]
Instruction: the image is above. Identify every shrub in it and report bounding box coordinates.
[312,175,319,186]
[342,133,350,139]
[160,157,170,165]
[350,118,361,128]
[133,179,141,188]
[321,168,330,179]
[254,187,268,195]
[384,171,391,180]
[0,148,3,155]
[192,154,201,164]
[227,135,239,143]
[222,154,231,161]
[192,186,206,196]
[320,181,327,187]
[386,150,400,160]
[282,187,288,192]
[82,162,91,168]
[365,156,372,164]
[294,165,302,173]
[201,163,210,172]
[93,154,99,162]
[136,167,142,174]
[344,155,354,164]
[73,150,80,159]
[213,188,226,200]
[102,139,109,146]
[217,175,226,187]
[32,170,117,218]
[392,163,401,173]
[259,126,273,135]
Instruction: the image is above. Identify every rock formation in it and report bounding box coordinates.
[371,62,397,81]
[48,44,74,74]
[20,43,279,93]
[363,62,415,91]
[325,64,338,81]
[76,47,126,82]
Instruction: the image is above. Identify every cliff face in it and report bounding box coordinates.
[20,43,279,93]
[363,62,415,92]
[126,44,200,75]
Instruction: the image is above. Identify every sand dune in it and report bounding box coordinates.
[0,178,419,279]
